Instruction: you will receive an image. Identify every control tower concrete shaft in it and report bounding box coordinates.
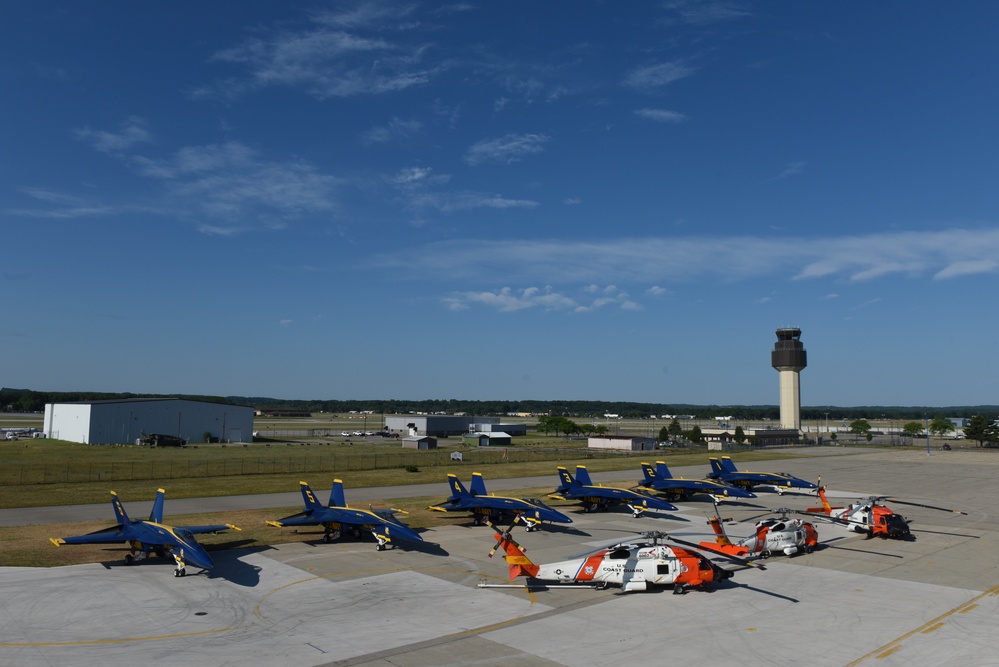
[772,328,807,431]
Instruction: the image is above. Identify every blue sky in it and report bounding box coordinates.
[3,2,998,407]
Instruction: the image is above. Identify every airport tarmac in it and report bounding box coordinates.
[2,447,998,667]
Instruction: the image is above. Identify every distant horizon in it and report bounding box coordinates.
[4,388,995,415]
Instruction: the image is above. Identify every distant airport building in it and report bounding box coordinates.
[385,415,499,437]
[588,435,656,451]
[470,422,527,436]
[43,398,254,445]
[772,327,807,432]
[463,432,513,447]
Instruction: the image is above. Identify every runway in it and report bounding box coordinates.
[2,448,998,667]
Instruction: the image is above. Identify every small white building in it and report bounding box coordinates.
[401,435,438,450]
[463,432,513,447]
[43,398,254,445]
[587,435,656,451]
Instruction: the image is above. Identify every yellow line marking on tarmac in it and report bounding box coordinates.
[920,622,944,634]
[845,582,999,667]
[0,627,232,648]
[875,645,903,659]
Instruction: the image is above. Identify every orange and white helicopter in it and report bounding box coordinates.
[699,505,818,558]
[802,487,966,540]
[486,523,763,594]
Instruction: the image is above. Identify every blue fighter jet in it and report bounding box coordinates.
[706,456,818,494]
[49,488,239,577]
[429,472,573,531]
[639,461,757,501]
[551,465,679,517]
[267,480,424,550]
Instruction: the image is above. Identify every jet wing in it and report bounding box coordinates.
[50,524,129,546]
[266,510,319,527]
[176,523,238,535]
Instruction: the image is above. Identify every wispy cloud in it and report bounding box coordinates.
[130,141,340,225]
[464,133,550,165]
[624,61,696,92]
[74,117,151,154]
[445,284,640,313]
[192,4,435,100]
[359,116,423,145]
[377,227,999,286]
[661,1,752,25]
[775,161,807,179]
[7,188,115,219]
[388,165,536,214]
[407,192,539,213]
[635,108,688,123]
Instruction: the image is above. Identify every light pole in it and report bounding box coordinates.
[824,412,829,438]
[925,416,931,456]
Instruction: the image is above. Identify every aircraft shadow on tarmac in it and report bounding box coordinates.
[206,546,269,586]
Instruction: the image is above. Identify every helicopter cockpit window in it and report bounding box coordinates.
[608,548,631,560]
[771,522,786,532]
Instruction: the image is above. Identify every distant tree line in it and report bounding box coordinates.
[2,388,996,423]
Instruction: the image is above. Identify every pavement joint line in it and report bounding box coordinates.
[844,581,999,667]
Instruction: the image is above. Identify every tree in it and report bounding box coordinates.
[902,421,925,437]
[658,425,669,441]
[667,418,683,439]
[929,417,954,438]
[849,420,872,438]
[687,425,703,443]
[733,425,746,444]
[963,415,999,447]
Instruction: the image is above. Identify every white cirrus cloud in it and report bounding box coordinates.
[635,108,688,123]
[192,6,434,101]
[464,133,550,166]
[624,61,696,92]
[376,227,999,286]
[74,117,151,154]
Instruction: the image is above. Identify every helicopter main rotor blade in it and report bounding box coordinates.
[885,499,968,515]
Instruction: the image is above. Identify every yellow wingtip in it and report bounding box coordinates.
[49,538,65,547]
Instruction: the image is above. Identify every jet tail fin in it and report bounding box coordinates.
[574,466,594,486]
[300,482,323,510]
[640,462,656,483]
[110,491,130,525]
[470,472,488,496]
[330,480,347,508]
[556,466,576,491]
[655,461,674,479]
[149,488,166,523]
[448,474,471,498]
[720,456,739,473]
[708,457,724,476]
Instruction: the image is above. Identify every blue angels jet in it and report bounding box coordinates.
[49,488,239,577]
[639,461,757,502]
[706,456,818,494]
[267,480,424,550]
[428,472,573,531]
[551,466,679,517]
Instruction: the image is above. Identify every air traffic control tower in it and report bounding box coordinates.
[772,327,807,432]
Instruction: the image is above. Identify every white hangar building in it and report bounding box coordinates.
[43,398,254,445]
